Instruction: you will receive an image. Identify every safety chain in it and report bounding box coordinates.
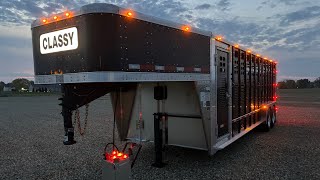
[73,104,89,136]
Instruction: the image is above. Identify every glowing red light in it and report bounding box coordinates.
[112,155,117,159]
[112,151,117,155]
[123,155,128,159]
[117,153,123,157]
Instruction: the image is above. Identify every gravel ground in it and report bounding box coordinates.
[0,89,320,179]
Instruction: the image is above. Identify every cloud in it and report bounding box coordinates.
[217,0,231,11]
[279,6,320,26]
[278,0,298,6]
[0,0,319,82]
[194,3,212,10]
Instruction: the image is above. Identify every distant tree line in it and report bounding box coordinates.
[0,78,60,92]
[278,77,320,89]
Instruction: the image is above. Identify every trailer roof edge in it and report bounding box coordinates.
[31,3,212,37]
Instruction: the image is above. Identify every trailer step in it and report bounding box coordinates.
[214,120,264,150]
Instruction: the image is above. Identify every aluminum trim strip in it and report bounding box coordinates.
[34,71,210,84]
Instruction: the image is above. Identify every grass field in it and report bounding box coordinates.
[0,88,319,179]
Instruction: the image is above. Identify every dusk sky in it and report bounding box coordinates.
[0,0,319,83]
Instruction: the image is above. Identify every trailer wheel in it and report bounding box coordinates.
[270,107,276,128]
[263,111,271,132]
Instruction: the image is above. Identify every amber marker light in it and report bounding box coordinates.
[42,19,47,23]
[257,54,260,57]
[216,36,223,41]
[53,16,58,20]
[65,12,70,17]
[263,105,267,109]
[234,44,239,48]
[247,50,251,53]
[181,25,190,32]
[264,57,268,60]
[127,11,133,17]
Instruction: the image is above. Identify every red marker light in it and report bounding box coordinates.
[112,155,117,159]
[112,151,117,155]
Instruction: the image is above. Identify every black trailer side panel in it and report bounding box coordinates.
[246,53,251,126]
[32,13,210,75]
[232,48,240,119]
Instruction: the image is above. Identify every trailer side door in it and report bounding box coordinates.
[216,49,229,137]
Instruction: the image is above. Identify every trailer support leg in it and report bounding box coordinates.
[62,107,76,145]
[152,113,166,168]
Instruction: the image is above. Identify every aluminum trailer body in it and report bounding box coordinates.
[31,3,277,165]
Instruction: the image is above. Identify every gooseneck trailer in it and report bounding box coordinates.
[31,3,277,178]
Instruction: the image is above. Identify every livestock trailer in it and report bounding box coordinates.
[31,3,278,177]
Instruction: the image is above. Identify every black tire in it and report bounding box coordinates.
[270,107,276,128]
[263,110,272,132]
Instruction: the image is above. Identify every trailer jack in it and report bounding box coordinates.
[152,113,168,168]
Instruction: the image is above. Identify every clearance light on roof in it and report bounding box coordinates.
[42,19,47,23]
[53,16,58,20]
[247,50,251,53]
[269,59,273,62]
[234,44,239,48]
[127,11,133,17]
[216,36,223,41]
[262,105,267,109]
[65,12,70,17]
[257,54,260,57]
[182,25,190,32]
[264,57,268,60]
